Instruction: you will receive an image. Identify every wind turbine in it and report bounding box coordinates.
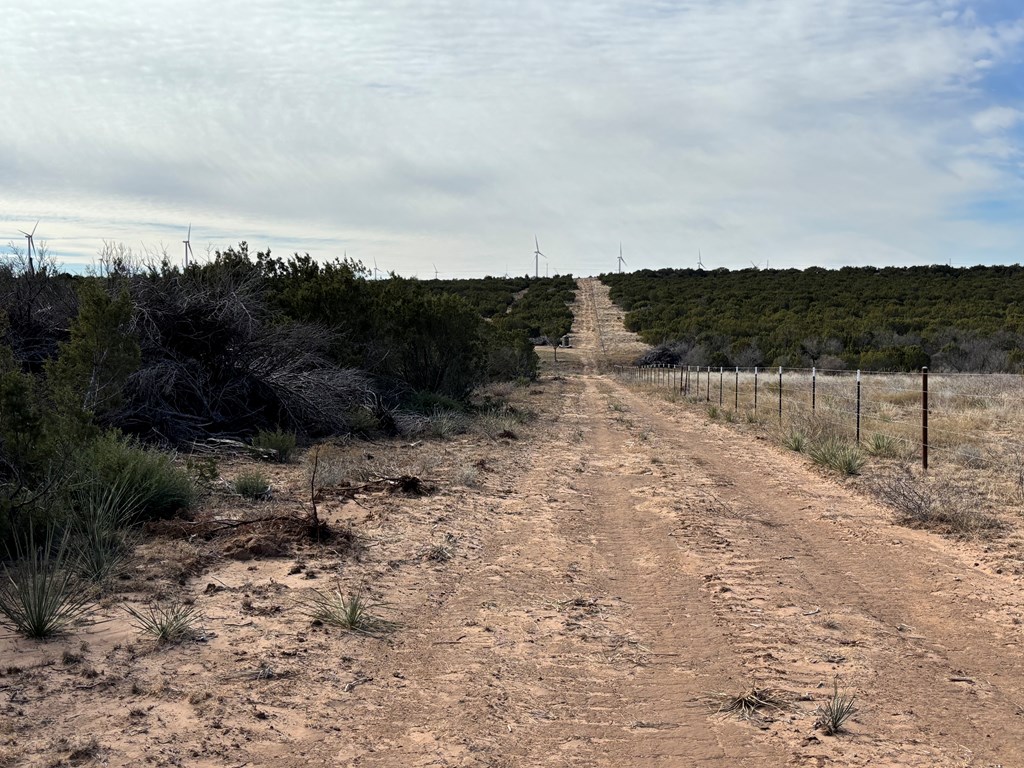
[617,242,627,274]
[18,220,39,275]
[533,236,546,279]
[697,249,705,270]
[183,223,194,268]
[373,257,381,280]
[432,263,439,280]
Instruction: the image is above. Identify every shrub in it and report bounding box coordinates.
[0,530,93,638]
[79,433,196,521]
[872,469,1002,536]
[234,471,271,501]
[808,439,865,475]
[252,427,297,463]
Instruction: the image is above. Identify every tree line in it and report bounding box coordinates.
[601,265,1024,372]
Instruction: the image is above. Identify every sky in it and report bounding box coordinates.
[2,0,1024,277]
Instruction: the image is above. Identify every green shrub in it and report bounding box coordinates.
[252,427,297,463]
[808,439,866,476]
[234,471,271,501]
[79,433,196,521]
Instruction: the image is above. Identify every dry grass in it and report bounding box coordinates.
[709,686,792,721]
[631,367,1024,507]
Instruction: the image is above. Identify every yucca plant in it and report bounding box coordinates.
[809,439,866,476]
[784,429,807,453]
[866,433,900,458]
[815,677,857,735]
[68,481,140,584]
[300,588,397,635]
[124,601,201,644]
[0,529,94,638]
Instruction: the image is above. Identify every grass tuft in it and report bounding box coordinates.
[233,471,272,501]
[710,686,791,721]
[252,427,297,463]
[124,601,201,644]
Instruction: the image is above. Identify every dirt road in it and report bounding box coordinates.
[6,279,1023,767]
[292,279,1024,766]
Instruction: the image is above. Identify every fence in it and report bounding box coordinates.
[615,364,1024,476]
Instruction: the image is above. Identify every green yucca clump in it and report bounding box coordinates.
[125,602,201,644]
[809,439,866,476]
[0,530,93,638]
[301,589,397,635]
[68,481,140,584]
[865,433,901,458]
[784,430,807,452]
[815,678,857,735]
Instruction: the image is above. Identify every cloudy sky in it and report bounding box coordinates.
[3,1,1023,276]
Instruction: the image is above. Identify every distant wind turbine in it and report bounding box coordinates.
[183,223,194,268]
[697,250,705,270]
[617,242,627,274]
[373,257,381,280]
[533,235,546,279]
[432,263,439,280]
[18,220,39,275]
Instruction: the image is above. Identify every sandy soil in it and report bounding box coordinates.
[2,279,1022,767]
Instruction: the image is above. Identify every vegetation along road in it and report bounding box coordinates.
[3,279,1022,767]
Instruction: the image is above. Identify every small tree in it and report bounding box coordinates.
[47,279,140,424]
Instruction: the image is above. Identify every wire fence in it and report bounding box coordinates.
[615,364,1024,480]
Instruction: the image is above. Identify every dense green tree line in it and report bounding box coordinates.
[602,265,1024,371]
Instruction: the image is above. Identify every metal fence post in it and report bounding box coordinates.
[778,366,783,422]
[719,366,724,406]
[734,367,739,411]
[706,366,711,402]
[685,365,690,396]
[812,366,816,412]
[754,366,758,412]
[856,369,862,443]
[922,366,929,471]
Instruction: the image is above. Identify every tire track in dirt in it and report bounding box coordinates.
[596,373,1024,767]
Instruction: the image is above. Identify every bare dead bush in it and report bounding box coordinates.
[871,468,1003,537]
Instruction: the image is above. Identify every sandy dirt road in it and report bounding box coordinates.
[287,279,1024,766]
[5,279,1023,767]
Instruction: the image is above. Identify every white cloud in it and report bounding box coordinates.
[972,105,1024,133]
[1,0,1024,275]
